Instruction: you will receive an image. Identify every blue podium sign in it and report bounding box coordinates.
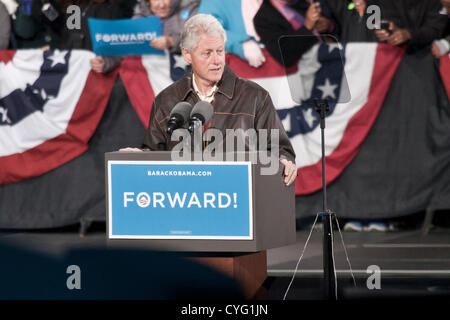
[107,161,253,240]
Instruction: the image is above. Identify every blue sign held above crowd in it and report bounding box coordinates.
[88,16,165,56]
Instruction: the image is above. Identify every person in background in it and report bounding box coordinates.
[320,0,378,43]
[198,0,266,68]
[133,0,199,54]
[375,0,447,52]
[12,0,63,50]
[431,0,450,58]
[253,0,333,67]
[0,0,12,49]
[344,0,447,233]
[121,14,298,186]
[60,0,136,73]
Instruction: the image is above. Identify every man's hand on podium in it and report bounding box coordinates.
[280,159,297,186]
[118,147,143,152]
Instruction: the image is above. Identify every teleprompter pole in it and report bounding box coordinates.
[313,99,337,300]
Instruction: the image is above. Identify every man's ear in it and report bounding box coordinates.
[182,47,192,64]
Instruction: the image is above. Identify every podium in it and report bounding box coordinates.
[105,151,296,298]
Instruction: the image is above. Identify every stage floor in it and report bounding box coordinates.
[1,223,449,300]
[266,224,450,299]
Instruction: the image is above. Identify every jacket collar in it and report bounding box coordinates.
[179,65,236,101]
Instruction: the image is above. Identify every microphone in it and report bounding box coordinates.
[188,101,214,133]
[166,102,193,135]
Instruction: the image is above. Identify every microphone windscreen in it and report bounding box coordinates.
[170,102,193,122]
[191,101,214,123]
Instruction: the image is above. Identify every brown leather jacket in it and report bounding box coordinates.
[142,65,296,163]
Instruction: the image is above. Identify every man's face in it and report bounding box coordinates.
[182,34,226,86]
[149,0,171,18]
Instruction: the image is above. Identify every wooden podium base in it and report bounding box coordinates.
[190,250,267,299]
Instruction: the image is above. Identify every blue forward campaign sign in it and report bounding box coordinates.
[88,16,165,56]
[107,161,253,240]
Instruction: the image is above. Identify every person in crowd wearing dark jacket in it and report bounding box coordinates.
[321,0,378,43]
[375,0,447,52]
[12,0,63,49]
[343,0,447,233]
[60,0,136,73]
[253,0,333,67]
[133,0,199,54]
[431,0,450,58]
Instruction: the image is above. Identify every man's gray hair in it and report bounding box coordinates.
[180,14,227,51]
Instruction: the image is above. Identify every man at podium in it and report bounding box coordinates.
[124,14,297,186]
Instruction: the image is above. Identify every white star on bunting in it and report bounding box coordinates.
[48,50,67,68]
[302,107,317,128]
[173,54,189,70]
[317,78,338,100]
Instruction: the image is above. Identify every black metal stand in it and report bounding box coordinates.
[314,99,337,300]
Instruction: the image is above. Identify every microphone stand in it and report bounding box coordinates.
[313,99,337,300]
[189,119,204,161]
